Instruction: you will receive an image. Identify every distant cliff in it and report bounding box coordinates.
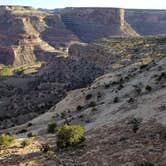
[126,9,166,35]
[60,8,138,42]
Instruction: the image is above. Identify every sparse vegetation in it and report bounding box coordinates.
[91,107,97,112]
[145,85,152,92]
[77,105,83,111]
[129,118,142,133]
[57,124,85,148]
[0,133,16,147]
[18,129,28,134]
[47,121,57,134]
[40,143,52,153]
[60,112,66,119]
[88,101,96,107]
[113,97,119,103]
[158,128,166,140]
[156,72,166,82]
[0,62,44,76]
[27,123,33,127]
[86,94,92,100]
[27,132,37,138]
[104,83,110,89]
[135,161,155,166]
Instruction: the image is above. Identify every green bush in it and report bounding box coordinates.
[27,132,37,138]
[57,124,85,148]
[47,121,57,134]
[0,134,16,147]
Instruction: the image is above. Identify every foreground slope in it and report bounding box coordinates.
[1,36,166,165]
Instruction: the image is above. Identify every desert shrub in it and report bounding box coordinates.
[88,101,96,107]
[135,160,154,166]
[57,124,85,148]
[91,107,97,112]
[128,98,135,103]
[27,132,37,138]
[40,143,52,153]
[140,64,149,70]
[60,112,66,119]
[97,92,102,99]
[129,118,141,133]
[76,105,83,111]
[145,85,152,91]
[113,97,119,103]
[27,123,33,127]
[21,138,32,148]
[158,128,166,140]
[117,84,124,90]
[0,134,16,147]
[47,121,57,134]
[156,72,166,81]
[18,129,28,134]
[85,94,92,100]
[104,83,110,89]
[135,87,142,95]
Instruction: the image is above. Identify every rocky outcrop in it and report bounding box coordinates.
[126,9,166,35]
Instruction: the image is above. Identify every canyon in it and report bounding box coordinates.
[0,5,166,166]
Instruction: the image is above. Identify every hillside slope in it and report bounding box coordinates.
[1,36,166,165]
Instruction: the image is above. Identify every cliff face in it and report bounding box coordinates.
[61,8,138,42]
[0,6,79,65]
[126,9,166,35]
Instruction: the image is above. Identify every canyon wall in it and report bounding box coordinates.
[126,9,166,35]
[0,6,79,65]
[61,8,138,42]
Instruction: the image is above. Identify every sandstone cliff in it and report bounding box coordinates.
[0,6,79,65]
[61,8,138,42]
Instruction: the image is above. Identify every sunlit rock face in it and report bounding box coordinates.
[0,6,79,65]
